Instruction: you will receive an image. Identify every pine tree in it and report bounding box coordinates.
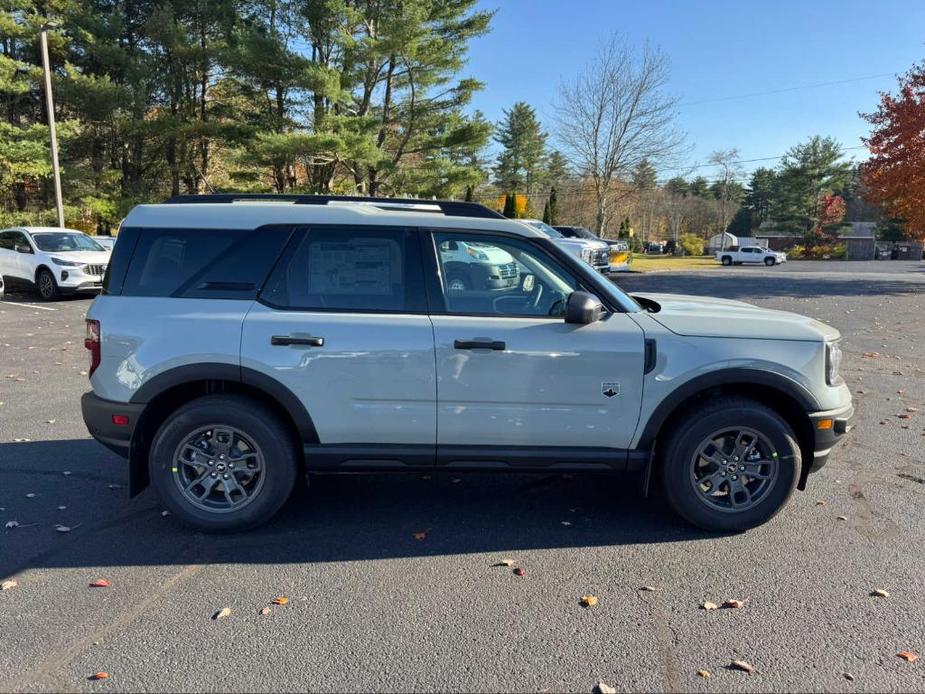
[548,187,558,226]
[542,200,551,224]
[493,102,548,194]
[502,193,516,218]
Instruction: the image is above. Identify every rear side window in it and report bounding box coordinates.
[261,226,426,312]
[121,226,291,299]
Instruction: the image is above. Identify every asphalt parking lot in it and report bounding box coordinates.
[2,260,924,693]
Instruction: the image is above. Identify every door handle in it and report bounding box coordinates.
[454,339,505,351]
[271,335,324,347]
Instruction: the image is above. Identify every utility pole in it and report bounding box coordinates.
[39,22,64,228]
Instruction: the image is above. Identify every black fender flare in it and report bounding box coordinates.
[130,363,318,443]
[636,368,820,449]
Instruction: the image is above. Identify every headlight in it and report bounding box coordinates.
[826,341,843,385]
[50,257,84,267]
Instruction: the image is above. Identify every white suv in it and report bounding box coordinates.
[0,227,112,299]
[519,219,611,273]
[80,195,852,533]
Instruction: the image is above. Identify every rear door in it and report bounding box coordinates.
[241,225,436,470]
[425,230,646,469]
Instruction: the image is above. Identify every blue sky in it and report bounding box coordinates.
[466,0,925,183]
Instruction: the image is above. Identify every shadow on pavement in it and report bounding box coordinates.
[1,439,710,579]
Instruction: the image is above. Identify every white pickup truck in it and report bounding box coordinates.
[716,245,787,267]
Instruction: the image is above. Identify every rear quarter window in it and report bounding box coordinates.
[119,226,292,299]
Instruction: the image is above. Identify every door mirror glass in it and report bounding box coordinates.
[521,274,535,292]
[439,240,458,252]
[565,291,605,324]
[15,242,31,254]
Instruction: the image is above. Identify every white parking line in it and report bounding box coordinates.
[1,301,56,311]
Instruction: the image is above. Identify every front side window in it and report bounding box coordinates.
[433,232,579,317]
[0,232,14,251]
[31,232,104,252]
[262,226,425,312]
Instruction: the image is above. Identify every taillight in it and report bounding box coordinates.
[85,319,101,377]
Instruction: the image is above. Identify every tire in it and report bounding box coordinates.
[764,257,776,266]
[446,273,470,291]
[659,397,800,532]
[148,395,298,532]
[36,268,60,300]
[721,256,732,266]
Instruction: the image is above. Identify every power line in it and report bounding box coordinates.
[657,145,867,178]
[678,73,896,107]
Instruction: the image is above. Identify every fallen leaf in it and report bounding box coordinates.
[870,588,890,598]
[212,607,232,620]
[844,673,855,681]
[907,407,920,413]
[722,599,745,609]
[413,531,427,541]
[493,559,515,567]
[161,510,170,517]
[91,672,109,680]
[701,601,719,610]
[25,493,36,498]
[897,651,918,663]
[57,506,67,511]
[259,607,272,616]
[639,586,657,592]
[5,521,20,529]
[897,414,912,420]
[815,500,826,506]
[836,515,848,521]
[729,659,755,674]
[62,471,71,476]
[513,567,525,577]
[1,580,17,591]
[55,524,74,533]
[580,595,598,607]
[593,682,616,694]
[90,579,111,588]
[697,669,711,679]
[46,419,55,424]
[272,596,289,605]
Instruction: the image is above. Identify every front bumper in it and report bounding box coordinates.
[81,391,144,459]
[58,265,106,292]
[806,403,854,474]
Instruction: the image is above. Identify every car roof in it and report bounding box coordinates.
[122,198,547,238]
[5,226,86,234]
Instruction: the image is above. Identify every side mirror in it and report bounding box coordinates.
[565,290,605,324]
[440,240,458,251]
[15,243,31,254]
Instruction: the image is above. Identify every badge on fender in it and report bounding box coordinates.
[601,382,620,398]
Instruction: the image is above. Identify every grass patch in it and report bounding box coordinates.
[629,254,717,272]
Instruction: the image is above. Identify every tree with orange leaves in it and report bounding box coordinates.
[861,62,925,239]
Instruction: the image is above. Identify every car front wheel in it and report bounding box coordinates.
[149,395,298,532]
[36,268,60,300]
[765,257,776,266]
[721,256,732,266]
[659,397,800,531]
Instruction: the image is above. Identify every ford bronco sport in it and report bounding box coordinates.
[81,194,853,532]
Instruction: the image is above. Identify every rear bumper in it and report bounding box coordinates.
[81,391,144,458]
[806,403,854,474]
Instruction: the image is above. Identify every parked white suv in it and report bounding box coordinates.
[716,245,787,266]
[0,227,112,299]
[80,194,852,533]
[519,219,611,273]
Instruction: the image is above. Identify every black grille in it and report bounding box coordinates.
[591,249,609,266]
[86,264,107,276]
[498,262,518,279]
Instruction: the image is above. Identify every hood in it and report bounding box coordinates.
[46,250,111,264]
[635,293,840,342]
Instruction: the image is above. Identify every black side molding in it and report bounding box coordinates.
[644,339,657,374]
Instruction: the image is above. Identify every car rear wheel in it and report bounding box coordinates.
[446,274,470,291]
[721,256,732,266]
[149,395,298,532]
[36,268,60,300]
[764,257,776,266]
[659,397,800,532]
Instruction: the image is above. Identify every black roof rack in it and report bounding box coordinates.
[162,193,504,220]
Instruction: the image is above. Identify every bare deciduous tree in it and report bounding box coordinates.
[708,148,744,232]
[553,36,685,234]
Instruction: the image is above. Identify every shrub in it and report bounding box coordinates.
[678,233,705,256]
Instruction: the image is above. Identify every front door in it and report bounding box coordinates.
[426,230,646,469]
[241,225,436,470]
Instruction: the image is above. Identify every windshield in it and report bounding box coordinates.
[31,232,105,252]
[522,220,563,238]
[558,226,600,241]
